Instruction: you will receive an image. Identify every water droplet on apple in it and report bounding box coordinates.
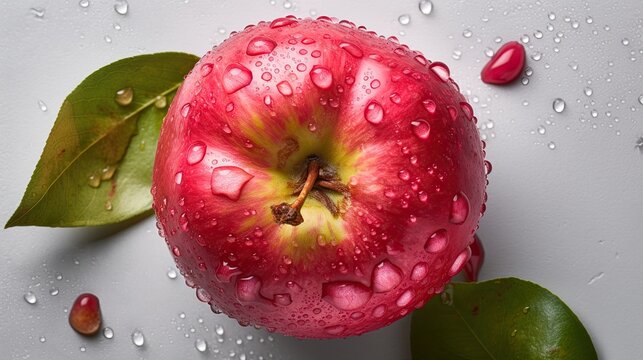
[372,304,387,317]
[447,106,458,120]
[186,141,206,165]
[270,17,297,28]
[277,81,293,96]
[417,191,428,202]
[339,42,363,58]
[411,119,431,139]
[425,229,448,253]
[296,63,307,72]
[364,100,384,124]
[422,99,437,114]
[200,63,213,77]
[181,103,191,117]
[69,293,101,336]
[215,261,242,282]
[115,87,133,106]
[273,293,292,306]
[411,262,429,281]
[210,166,254,201]
[460,102,474,120]
[324,325,346,335]
[429,62,450,82]
[196,287,211,302]
[389,93,402,104]
[131,330,145,347]
[222,63,253,94]
[398,169,410,181]
[322,281,372,310]
[172,245,181,257]
[310,66,333,89]
[449,192,470,224]
[396,289,415,307]
[236,276,262,302]
[179,213,189,231]
[174,171,183,185]
[246,37,277,56]
[371,260,403,293]
[484,160,492,175]
[449,246,472,276]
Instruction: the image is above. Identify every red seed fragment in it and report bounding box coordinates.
[481,41,525,85]
[69,293,102,336]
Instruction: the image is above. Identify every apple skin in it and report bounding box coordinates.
[152,16,488,338]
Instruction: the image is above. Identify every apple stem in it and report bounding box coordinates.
[271,157,320,226]
[291,159,320,211]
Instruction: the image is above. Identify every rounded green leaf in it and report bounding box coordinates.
[411,278,598,360]
[5,52,199,228]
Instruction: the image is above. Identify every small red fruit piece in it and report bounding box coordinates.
[481,41,525,85]
[69,293,101,336]
[463,234,485,282]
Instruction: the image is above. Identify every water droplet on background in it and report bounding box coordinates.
[30,8,45,18]
[398,14,411,26]
[114,0,129,15]
[103,327,114,339]
[24,291,37,304]
[79,0,90,8]
[167,268,178,279]
[38,100,47,112]
[195,338,208,352]
[131,330,145,347]
[553,98,566,113]
[418,0,433,15]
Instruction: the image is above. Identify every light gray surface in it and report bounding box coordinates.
[1,0,642,359]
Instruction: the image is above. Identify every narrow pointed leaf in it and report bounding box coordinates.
[5,52,199,228]
[411,278,598,360]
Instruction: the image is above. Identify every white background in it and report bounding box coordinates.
[1,0,642,359]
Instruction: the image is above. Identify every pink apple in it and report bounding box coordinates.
[152,16,488,338]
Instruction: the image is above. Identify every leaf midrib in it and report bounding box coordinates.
[452,305,497,360]
[7,82,181,226]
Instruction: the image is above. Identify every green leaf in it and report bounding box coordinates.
[5,52,199,228]
[411,278,598,360]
